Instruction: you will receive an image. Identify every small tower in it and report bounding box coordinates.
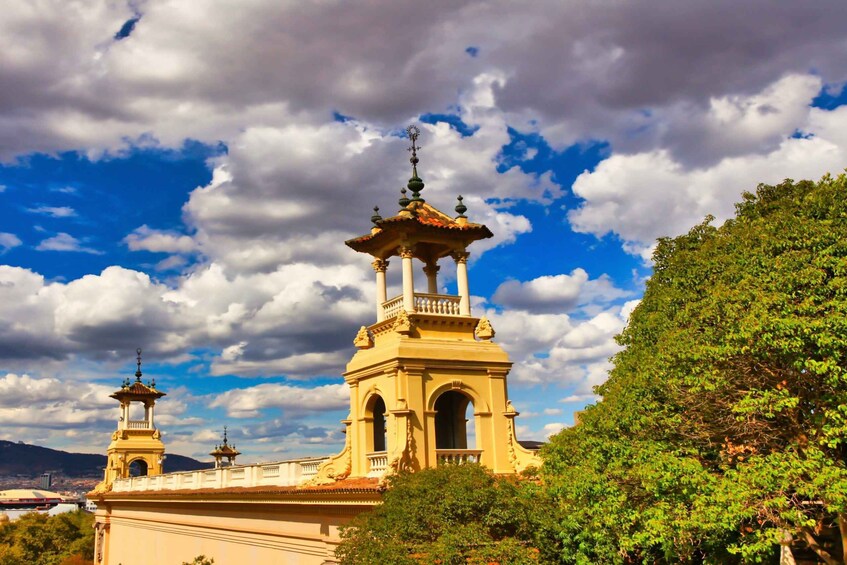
[98,349,166,488]
[209,426,240,468]
[314,126,540,482]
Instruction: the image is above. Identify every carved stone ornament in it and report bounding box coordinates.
[474,316,495,340]
[353,326,373,349]
[393,309,413,335]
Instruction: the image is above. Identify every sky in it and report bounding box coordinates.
[1,0,847,463]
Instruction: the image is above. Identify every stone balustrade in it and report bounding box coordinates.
[126,420,149,429]
[381,293,463,319]
[111,456,329,493]
[366,451,388,478]
[435,449,482,465]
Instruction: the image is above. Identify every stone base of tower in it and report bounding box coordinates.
[93,480,381,565]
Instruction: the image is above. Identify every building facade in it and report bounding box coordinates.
[90,127,540,564]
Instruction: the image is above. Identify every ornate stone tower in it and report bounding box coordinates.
[314,126,540,482]
[97,349,166,489]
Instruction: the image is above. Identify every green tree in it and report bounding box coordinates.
[0,510,94,565]
[336,464,559,564]
[543,174,847,563]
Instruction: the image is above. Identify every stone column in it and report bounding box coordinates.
[148,402,155,429]
[372,259,389,321]
[422,262,440,294]
[400,247,415,313]
[453,251,471,316]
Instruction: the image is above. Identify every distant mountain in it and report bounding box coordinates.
[0,440,209,478]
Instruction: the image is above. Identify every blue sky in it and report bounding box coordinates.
[1,0,846,462]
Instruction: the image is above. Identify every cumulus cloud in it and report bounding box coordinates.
[1,0,844,162]
[570,98,847,259]
[208,383,348,418]
[125,225,196,253]
[0,373,115,428]
[492,268,632,314]
[35,232,102,254]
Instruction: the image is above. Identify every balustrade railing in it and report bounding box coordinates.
[381,293,462,320]
[111,456,330,493]
[126,420,149,429]
[436,449,482,465]
[366,451,388,478]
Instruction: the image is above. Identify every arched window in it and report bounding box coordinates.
[434,391,474,449]
[372,396,387,452]
[128,459,148,477]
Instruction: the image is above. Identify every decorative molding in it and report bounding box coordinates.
[474,316,495,341]
[451,250,470,264]
[392,309,413,335]
[371,259,389,273]
[398,246,415,259]
[352,326,373,349]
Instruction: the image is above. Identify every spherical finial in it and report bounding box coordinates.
[371,206,382,225]
[398,187,411,208]
[455,195,467,218]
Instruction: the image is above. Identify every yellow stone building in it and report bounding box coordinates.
[90,126,540,564]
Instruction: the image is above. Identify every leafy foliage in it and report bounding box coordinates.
[542,174,847,563]
[181,556,215,565]
[336,464,559,564]
[0,510,94,565]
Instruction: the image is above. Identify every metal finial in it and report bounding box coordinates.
[135,348,143,380]
[371,206,382,225]
[455,195,467,218]
[406,125,425,201]
[223,426,228,445]
[398,187,411,209]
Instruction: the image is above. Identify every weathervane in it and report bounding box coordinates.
[406,125,425,201]
[135,348,143,380]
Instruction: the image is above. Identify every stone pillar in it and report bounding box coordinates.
[372,259,389,321]
[148,402,155,429]
[453,251,471,316]
[400,247,415,313]
[423,262,440,294]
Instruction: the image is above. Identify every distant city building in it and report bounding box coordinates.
[40,472,52,490]
[0,488,77,522]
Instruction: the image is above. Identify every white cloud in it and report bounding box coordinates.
[35,232,102,254]
[492,268,631,314]
[0,373,115,428]
[0,233,21,252]
[27,205,77,218]
[569,98,847,258]
[208,383,349,418]
[125,225,196,253]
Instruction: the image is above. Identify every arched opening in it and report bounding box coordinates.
[128,459,148,477]
[371,396,387,452]
[434,391,474,450]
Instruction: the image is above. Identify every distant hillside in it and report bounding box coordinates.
[0,440,209,478]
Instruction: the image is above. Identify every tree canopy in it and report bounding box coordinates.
[335,464,559,564]
[0,510,94,565]
[542,174,847,563]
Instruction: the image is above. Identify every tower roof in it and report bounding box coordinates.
[345,199,492,261]
[210,427,240,458]
[110,349,165,401]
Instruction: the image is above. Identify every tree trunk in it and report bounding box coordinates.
[802,528,838,565]
[839,512,847,564]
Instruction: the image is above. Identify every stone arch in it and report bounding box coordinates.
[363,392,387,453]
[426,381,488,414]
[432,389,475,450]
[127,457,149,477]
